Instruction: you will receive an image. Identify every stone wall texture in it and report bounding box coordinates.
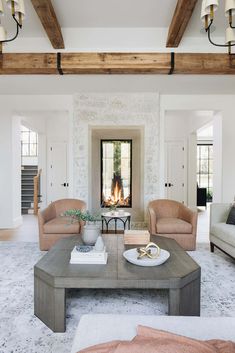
[73,93,160,224]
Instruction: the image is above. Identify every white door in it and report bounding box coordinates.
[47,142,68,203]
[165,141,186,204]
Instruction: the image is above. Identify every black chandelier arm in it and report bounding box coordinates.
[1,15,22,44]
[207,26,235,48]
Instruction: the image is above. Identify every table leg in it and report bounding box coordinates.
[115,218,117,234]
[128,216,131,230]
[102,218,104,233]
[168,277,200,316]
[34,276,66,332]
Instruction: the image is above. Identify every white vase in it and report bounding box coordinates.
[82,224,100,245]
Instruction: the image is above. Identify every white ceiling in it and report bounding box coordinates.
[0,0,228,39]
[0,75,235,95]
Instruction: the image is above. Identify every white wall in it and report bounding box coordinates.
[1,92,235,229]
[161,95,235,204]
[0,95,73,228]
[164,110,215,207]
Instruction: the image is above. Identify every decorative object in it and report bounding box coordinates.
[94,235,105,252]
[0,0,25,53]
[226,205,235,224]
[70,243,107,265]
[64,209,101,245]
[137,242,161,259]
[201,0,235,54]
[123,248,170,267]
[76,245,93,253]
[101,211,131,234]
[124,230,150,245]
[82,224,101,245]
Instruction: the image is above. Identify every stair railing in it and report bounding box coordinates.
[34,169,42,215]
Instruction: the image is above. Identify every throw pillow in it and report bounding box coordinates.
[226,206,235,225]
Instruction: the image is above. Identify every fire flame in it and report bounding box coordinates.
[113,181,121,203]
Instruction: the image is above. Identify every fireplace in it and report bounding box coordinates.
[101,140,132,208]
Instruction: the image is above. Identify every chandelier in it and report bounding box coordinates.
[0,0,25,53]
[201,0,235,54]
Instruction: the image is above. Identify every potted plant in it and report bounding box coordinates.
[64,209,101,245]
[109,200,119,215]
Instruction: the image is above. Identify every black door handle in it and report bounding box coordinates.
[165,183,174,187]
[61,183,69,187]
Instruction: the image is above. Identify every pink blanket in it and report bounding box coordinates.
[79,325,235,353]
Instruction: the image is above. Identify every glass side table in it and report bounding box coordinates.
[101,211,131,234]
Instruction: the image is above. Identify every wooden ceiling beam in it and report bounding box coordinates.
[0,52,235,75]
[166,0,198,48]
[31,0,64,49]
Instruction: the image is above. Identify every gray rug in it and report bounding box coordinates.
[0,241,234,353]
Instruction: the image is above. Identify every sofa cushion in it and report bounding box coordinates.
[211,222,235,247]
[43,216,80,234]
[226,206,235,225]
[156,218,192,234]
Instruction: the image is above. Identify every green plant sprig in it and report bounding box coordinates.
[64,209,101,223]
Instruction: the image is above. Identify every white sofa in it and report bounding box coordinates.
[71,314,235,353]
[210,203,235,259]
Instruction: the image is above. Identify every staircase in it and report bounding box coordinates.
[21,165,38,215]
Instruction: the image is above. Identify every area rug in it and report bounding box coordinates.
[0,242,234,353]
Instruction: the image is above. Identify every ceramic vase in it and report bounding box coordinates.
[82,224,100,245]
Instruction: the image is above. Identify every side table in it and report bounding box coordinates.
[101,212,131,234]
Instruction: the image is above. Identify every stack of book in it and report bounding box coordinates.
[70,245,108,265]
[124,230,150,245]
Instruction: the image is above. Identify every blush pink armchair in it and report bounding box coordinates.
[38,198,86,250]
[148,199,198,250]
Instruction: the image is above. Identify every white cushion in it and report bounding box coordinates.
[71,314,235,353]
[211,222,235,246]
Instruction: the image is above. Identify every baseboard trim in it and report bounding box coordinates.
[13,216,23,228]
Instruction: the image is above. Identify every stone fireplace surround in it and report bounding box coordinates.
[73,93,160,228]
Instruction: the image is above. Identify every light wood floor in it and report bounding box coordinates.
[0,215,39,242]
[0,207,210,243]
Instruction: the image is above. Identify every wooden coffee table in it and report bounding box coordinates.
[34,234,201,332]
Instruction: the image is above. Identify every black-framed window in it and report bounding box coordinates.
[197,144,213,202]
[21,126,38,157]
[101,140,132,208]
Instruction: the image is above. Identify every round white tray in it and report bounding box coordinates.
[123,247,170,267]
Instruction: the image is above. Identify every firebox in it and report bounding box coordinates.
[101,140,132,208]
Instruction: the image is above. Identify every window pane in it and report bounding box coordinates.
[30,132,37,143]
[22,144,29,156]
[200,146,208,159]
[200,159,208,174]
[30,144,37,156]
[21,131,29,143]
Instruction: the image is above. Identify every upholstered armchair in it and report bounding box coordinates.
[38,199,86,250]
[148,199,198,250]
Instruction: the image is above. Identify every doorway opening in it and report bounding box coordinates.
[197,124,214,208]
[21,125,39,215]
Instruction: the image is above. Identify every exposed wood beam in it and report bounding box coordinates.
[31,0,64,49]
[166,0,198,48]
[0,52,235,75]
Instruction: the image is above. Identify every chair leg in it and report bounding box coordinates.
[210,242,215,253]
